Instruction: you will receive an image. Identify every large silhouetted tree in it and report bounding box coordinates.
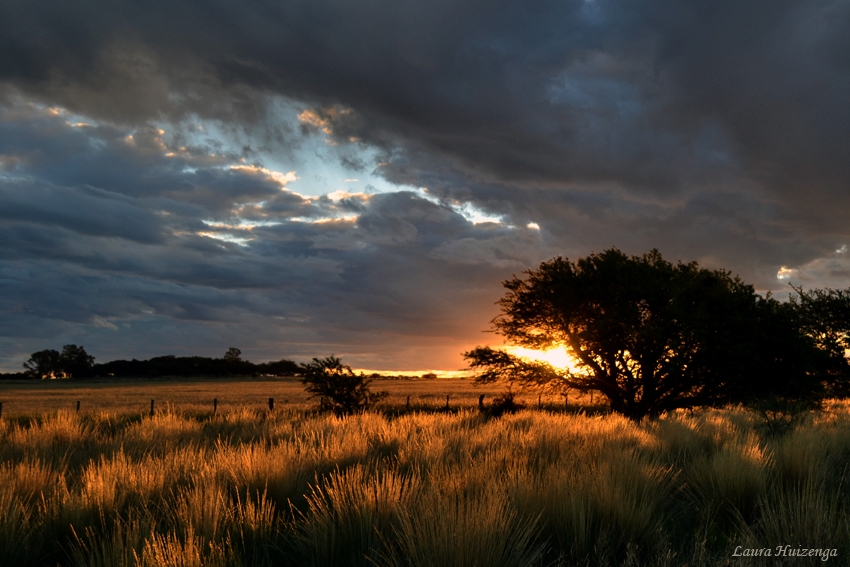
[464,249,824,421]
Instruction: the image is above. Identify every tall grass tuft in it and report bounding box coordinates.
[70,518,148,567]
[293,466,416,566]
[387,489,545,567]
[0,481,32,565]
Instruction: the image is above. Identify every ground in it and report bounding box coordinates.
[0,376,595,417]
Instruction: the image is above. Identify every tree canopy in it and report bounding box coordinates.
[789,286,850,396]
[223,347,242,362]
[464,249,833,421]
[22,349,62,379]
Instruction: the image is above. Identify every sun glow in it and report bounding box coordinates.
[506,346,582,372]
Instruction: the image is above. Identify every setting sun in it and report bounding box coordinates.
[506,346,582,372]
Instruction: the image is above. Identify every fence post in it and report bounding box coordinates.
[538,394,542,410]
[213,398,218,416]
[564,393,569,409]
[445,395,450,410]
[76,400,80,413]
[406,395,410,410]
[150,399,155,417]
[268,397,274,412]
[478,394,485,410]
[590,391,594,404]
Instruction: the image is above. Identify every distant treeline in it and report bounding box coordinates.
[1,346,302,380]
[1,346,447,381]
[92,355,302,379]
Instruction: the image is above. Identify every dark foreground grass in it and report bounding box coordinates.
[1,402,849,566]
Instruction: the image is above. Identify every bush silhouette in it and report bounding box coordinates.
[300,355,388,414]
[484,390,526,418]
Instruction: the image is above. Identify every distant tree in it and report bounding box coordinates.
[464,249,824,421]
[23,349,61,379]
[223,347,242,362]
[258,358,302,376]
[59,344,95,378]
[92,353,263,378]
[300,355,388,414]
[0,371,28,380]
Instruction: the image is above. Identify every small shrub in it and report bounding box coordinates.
[485,390,526,418]
[751,395,820,437]
[300,356,388,415]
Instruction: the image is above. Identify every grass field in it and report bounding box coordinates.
[0,376,595,417]
[1,381,849,566]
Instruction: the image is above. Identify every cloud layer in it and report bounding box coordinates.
[1,0,849,370]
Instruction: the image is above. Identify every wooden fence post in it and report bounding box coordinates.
[406,395,410,410]
[564,393,569,409]
[478,394,485,410]
[213,398,218,416]
[268,397,274,411]
[150,399,155,417]
[445,395,450,410]
[538,394,542,410]
[76,400,80,413]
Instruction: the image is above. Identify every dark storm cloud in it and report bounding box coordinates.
[0,102,289,214]
[0,103,546,370]
[1,0,849,370]
[3,0,848,209]
[0,2,841,164]
[0,179,164,244]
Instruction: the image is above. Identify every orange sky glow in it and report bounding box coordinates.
[505,346,582,372]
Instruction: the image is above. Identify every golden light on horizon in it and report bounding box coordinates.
[506,346,582,372]
[354,369,472,379]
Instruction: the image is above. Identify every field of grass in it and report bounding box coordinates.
[0,376,576,416]
[2,393,849,566]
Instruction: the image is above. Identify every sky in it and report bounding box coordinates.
[1,0,849,373]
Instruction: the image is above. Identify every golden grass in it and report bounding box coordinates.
[1,401,849,566]
[0,376,591,417]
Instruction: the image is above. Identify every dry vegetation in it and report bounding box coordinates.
[0,377,524,416]
[2,395,850,566]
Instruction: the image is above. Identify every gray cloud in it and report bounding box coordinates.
[0,104,528,370]
[1,0,849,371]
[2,1,847,185]
[0,180,165,244]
